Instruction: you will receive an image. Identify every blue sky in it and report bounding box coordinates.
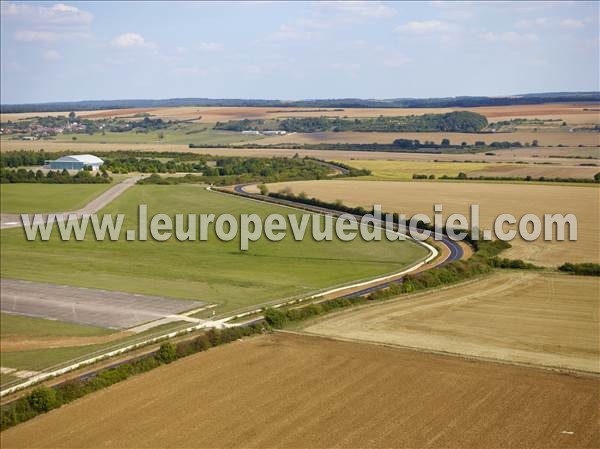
[1,1,598,104]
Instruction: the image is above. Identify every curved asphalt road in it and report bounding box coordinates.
[231,183,464,299]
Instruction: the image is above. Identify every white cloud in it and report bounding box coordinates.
[270,24,317,41]
[324,1,397,19]
[1,2,93,26]
[198,42,224,52]
[111,33,149,48]
[42,49,61,61]
[395,20,450,34]
[383,54,411,68]
[14,30,58,42]
[514,18,548,29]
[482,31,539,44]
[560,19,586,29]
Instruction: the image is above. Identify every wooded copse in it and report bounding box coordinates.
[214,111,489,133]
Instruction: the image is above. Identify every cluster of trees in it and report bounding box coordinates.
[558,263,600,276]
[0,168,110,184]
[215,111,489,133]
[104,157,205,174]
[191,139,539,155]
[0,151,48,168]
[437,173,600,184]
[0,323,269,430]
[139,157,338,185]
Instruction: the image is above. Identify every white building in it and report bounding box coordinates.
[46,154,104,171]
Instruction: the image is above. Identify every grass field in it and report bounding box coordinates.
[1,314,113,339]
[2,332,598,449]
[0,321,188,377]
[0,183,114,213]
[266,179,599,265]
[44,123,265,146]
[303,272,599,373]
[0,185,428,313]
[344,159,599,180]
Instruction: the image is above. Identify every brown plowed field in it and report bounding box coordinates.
[2,333,599,449]
[304,272,600,373]
[266,180,600,265]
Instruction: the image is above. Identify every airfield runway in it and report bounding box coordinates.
[0,279,204,329]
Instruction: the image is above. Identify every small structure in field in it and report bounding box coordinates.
[46,154,104,171]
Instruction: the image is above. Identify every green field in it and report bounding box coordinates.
[44,123,265,146]
[0,185,428,314]
[1,183,114,213]
[343,160,496,180]
[1,314,113,339]
[0,321,191,377]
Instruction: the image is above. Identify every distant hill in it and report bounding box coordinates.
[2,92,599,114]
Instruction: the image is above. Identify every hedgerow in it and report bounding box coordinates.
[1,323,269,431]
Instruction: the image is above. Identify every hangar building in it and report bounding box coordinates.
[46,154,104,171]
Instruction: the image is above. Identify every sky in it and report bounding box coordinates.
[1,1,599,104]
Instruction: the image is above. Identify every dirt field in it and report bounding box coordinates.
[2,332,598,449]
[304,272,599,373]
[3,102,598,124]
[266,180,599,265]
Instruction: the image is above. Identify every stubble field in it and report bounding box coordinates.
[3,102,597,123]
[266,179,599,265]
[303,272,599,373]
[2,332,598,449]
[260,129,600,147]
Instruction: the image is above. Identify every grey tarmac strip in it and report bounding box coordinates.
[0,278,204,329]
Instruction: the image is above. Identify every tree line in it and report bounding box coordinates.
[0,168,111,184]
[0,323,269,430]
[215,111,489,133]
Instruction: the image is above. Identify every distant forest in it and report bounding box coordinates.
[2,92,599,113]
[214,111,489,133]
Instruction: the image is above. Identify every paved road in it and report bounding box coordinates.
[0,176,143,229]
[0,279,204,329]
[230,183,464,300]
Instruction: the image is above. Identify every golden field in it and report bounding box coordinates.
[2,332,598,449]
[2,102,598,124]
[345,159,598,180]
[266,179,600,265]
[2,138,597,167]
[304,272,599,373]
[260,129,599,147]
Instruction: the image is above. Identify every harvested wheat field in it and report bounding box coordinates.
[304,272,599,373]
[346,159,598,180]
[2,139,597,168]
[267,180,599,265]
[2,332,599,449]
[3,102,598,124]
[261,130,600,147]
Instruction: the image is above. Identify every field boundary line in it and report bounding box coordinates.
[279,330,600,379]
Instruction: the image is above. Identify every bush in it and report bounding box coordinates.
[558,262,600,276]
[155,342,178,364]
[264,308,287,328]
[27,387,58,413]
